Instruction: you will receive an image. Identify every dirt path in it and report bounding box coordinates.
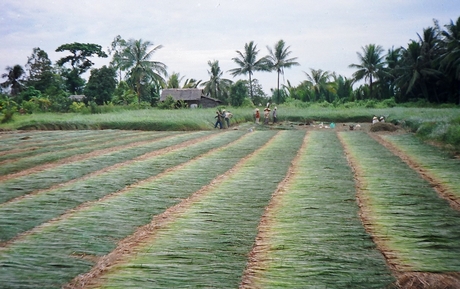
[239,132,309,289]
[338,132,460,289]
[64,132,282,289]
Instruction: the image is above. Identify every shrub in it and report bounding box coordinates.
[69,101,86,113]
[158,95,175,109]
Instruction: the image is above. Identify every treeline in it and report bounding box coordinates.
[0,16,459,119]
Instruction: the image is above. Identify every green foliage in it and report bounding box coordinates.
[84,65,117,105]
[157,95,175,109]
[55,42,108,74]
[69,101,86,113]
[240,97,255,108]
[229,80,248,106]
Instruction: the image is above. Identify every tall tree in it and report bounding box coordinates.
[266,39,299,104]
[119,39,167,103]
[304,68,334,102]
[84,65,117,105]
[441,16,460,103]
[229,41,270,99]
[202,60,232,102]
[349,44,386,98]
[25,47,54,93]
[165,72,184,88]
[56,42,108,75]
[108,35,128,83]
[56,42,108,94]
[1,65,25,96]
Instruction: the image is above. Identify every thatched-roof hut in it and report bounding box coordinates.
[160,89,222,108]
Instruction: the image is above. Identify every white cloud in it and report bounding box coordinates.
[1,0,458,93]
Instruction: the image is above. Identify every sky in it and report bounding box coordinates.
[1,0,459,94]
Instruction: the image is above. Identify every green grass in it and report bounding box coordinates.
[252,131,394,289]
[0,131,199,203]
[0,130,238,242]
[0,130,180,176]
[95,131,306,288]
[340,131,460,272]
[0,130,279,288]
[0,130,153,162]
[381,133,460,199]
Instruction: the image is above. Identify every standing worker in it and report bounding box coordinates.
[264,108,270,125]
[272,106,277,123]
[214,110,223,129]
[223,110,233,128]
[255,108,260,124]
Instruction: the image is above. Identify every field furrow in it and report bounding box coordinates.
[70,130,305,289]
[242,130,394,289]
[0,131,180,177]
[0,131,243,243]
[0,131,211,203]
[339,131,460,286]
[0,130,144,160]
[375,133,460,208]
[0,130,279,288]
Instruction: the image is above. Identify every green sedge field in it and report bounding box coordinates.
[0,128,459,288]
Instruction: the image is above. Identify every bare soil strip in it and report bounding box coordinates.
[369,132,460,212]
[64,132,281,289]
[239,132,309,289]
[338,132,460,289]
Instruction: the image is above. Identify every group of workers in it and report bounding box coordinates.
[372,115,385,124]
[214,109,233,129]
[255,106,277,125]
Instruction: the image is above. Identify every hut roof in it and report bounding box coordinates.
[160,89,203,101]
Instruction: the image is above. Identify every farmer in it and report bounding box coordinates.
[272,106,277,123]
[372,116,379,124]
[264,108,270,125]
[379,116,385,123]
[255,108,260,124]
[214,110,223,129]
[223,109,233,128]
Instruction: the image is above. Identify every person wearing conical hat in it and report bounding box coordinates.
[255,108,260,124]
[264,107,270,125]
[372,116,379,124]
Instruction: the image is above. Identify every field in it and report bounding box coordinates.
[1,124,460,288]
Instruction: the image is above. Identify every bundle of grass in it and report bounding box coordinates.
[370,122,399,132]
[395,272,460,289]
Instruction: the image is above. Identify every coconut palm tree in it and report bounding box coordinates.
[1,65,25,97]
[303,68,334,102]
[229,41,270,99]
[349,44,387,98]
[119,39,167,103]
[165,72,184,88]
[266,39,299,104]
[441,16,460,103]
[202,60,232,102]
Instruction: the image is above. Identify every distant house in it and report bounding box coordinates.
[160,89,222,108]
[69,95,86,102]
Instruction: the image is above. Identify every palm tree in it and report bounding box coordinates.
[183,78,202,88]
[266,40,299,104]
[202,60,232,102]
[165,72,184,88]
[229,41,270,99]
[1,65,25,96]
[303,68,334,101]
[441,16,460,103]
[349,44,386,98]
[396,40,442,101]
[119,39,167,103]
